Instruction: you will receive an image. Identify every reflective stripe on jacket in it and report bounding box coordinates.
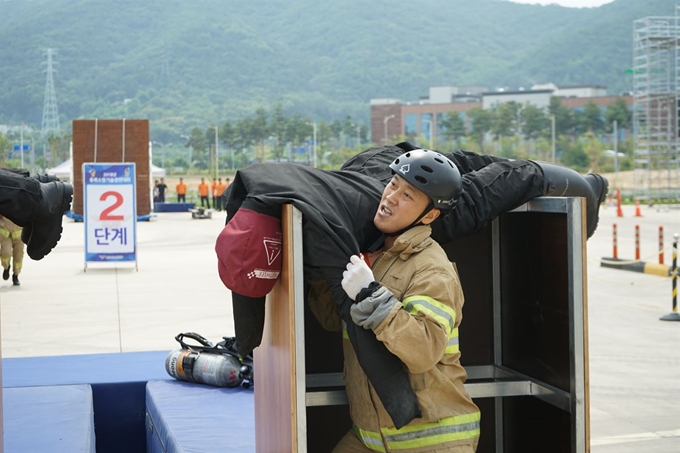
[344,225,480,452]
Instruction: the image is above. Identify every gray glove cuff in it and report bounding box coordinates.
[350,286,400,331]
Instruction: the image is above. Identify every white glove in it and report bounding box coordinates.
[341,255,375,301]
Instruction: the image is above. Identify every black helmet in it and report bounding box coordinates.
[389,149,462,209]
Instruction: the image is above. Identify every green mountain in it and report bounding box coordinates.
[0,0,675,140]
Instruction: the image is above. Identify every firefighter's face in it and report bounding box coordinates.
[374,175,439,234]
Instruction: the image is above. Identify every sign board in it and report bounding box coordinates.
[12,144,31,151]
[83,163,137,269]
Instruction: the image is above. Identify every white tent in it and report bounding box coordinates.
[46,158,166,178]
[46,158,72,179]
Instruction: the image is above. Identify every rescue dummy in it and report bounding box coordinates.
[215,143,608,429]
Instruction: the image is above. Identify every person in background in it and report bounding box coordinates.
[198,178,210,208]
[215,178,227,211]
[211,178,219,210]
[176,178,187,203]
[0,216,24,286]
[157,178,168,203]
[153,180,159,203]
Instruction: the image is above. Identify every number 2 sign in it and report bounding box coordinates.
[83,163,137,267]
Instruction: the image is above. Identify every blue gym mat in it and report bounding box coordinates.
[146,380,255,453]
[3,384,96,453]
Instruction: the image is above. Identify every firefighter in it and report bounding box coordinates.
[334,149,480,452]
[0,216,24,286]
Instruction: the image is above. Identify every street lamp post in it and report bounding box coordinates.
[308,121,317,168]
[180,134,192,170]
[612,119,618,174]
[551,114,556,163]
[383,115,395,144]
[422,117,434,149]
[152,141,165,168]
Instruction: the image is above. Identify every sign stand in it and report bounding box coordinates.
[83,163,138,271]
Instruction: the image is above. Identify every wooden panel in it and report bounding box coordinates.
[72,119,150,216]
[254,205,297,453]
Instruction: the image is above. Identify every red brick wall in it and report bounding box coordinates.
[72,119,150,216]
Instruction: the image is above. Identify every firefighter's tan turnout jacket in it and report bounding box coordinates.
[310,224,480,452]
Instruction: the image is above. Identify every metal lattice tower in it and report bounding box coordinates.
[632,7,680,202]
[41,48,61,137]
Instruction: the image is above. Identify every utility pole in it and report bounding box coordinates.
[20,123,24,168]
[214,125,219,178]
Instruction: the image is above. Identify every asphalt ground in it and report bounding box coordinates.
[0,201,678,451]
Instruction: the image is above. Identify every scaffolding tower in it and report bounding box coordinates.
[41,48,61,138]
[632,5,680,202]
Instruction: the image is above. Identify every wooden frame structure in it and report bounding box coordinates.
[254,198,589,453]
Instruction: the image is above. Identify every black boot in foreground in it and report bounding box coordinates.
[22,181,73,261]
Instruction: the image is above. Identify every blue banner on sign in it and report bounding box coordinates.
[12,144,30,151]
[83,163,137,265]
[292,146,306,154]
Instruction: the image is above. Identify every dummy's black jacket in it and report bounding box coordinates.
[222,143,544,428]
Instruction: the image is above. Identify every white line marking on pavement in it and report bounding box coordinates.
[591,428,680,446]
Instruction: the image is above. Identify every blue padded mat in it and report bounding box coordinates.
[146,380,255,453]
[3,384,96,453]
[3,350,169,387]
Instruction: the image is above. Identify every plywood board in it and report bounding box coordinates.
[254,205,298,453]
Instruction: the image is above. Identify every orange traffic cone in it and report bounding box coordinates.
[616,189,624,217]
[634,199,642,217]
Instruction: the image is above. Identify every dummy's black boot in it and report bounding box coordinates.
[537,162,609,239]
[583,173,609,238]
[12,273,19,286]
[2,267,9,281]
[22,181,73,261]
[33,173,58,183]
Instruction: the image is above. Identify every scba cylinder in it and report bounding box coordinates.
[165,349,243,388]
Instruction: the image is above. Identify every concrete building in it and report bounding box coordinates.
[370,84,632,146]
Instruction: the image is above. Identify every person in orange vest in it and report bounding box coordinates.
[198,178,210,208]
[211,178,220,211]
[176,178,187,203]
[215,178,228,211]
[0,216,24,286]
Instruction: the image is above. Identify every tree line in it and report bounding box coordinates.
[0,96,633,176]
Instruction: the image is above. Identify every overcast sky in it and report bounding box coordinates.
[508,0,615,7]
